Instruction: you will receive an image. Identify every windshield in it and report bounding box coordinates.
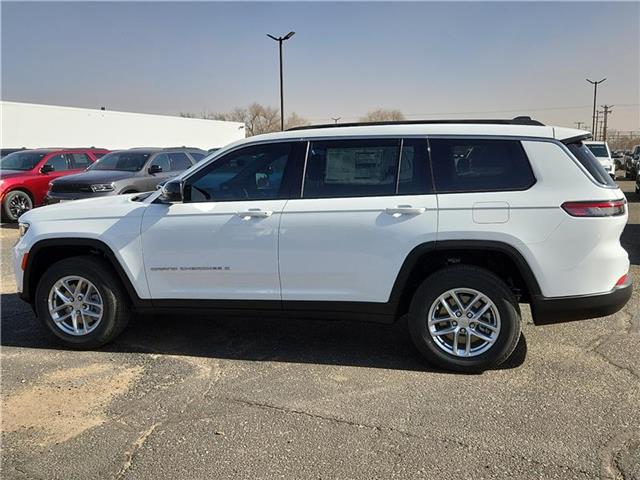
[586,144,609,158]
[89,151,151,171]
[0,151,46,171]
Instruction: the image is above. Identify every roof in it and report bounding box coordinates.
[246,122,589,144]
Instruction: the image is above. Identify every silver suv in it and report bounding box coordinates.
[46,147,207,203]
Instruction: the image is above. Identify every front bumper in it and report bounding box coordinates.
[530,277,633,325]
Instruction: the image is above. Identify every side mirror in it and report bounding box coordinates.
[148,164,163,174]
[161,180,183,202]
[40,164,55,174]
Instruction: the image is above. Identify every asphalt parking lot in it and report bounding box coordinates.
[1,181,639,480]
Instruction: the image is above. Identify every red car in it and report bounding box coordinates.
[0,148,109,221]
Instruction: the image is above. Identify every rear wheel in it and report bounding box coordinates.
[35,256,131,349]
[2,190,33,222]
[408,265,521,372]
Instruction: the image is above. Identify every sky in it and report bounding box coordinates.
[2,1,639,130]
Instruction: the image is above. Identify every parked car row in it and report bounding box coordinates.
[623,145,640,181]
[0,147,208,221]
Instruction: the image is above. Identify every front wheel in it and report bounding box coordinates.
[35,256,131,349]
[2,190,33,222]
[408,265,521,372]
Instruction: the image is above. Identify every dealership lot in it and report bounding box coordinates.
[1,181,638,479]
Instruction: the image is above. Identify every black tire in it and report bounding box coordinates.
[408,265,521,373]
[34,256,131,349]
[2,190,33,222]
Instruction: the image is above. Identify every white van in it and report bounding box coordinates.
[585,141,615,179]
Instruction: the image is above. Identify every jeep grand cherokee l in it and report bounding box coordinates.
[13,118,632,372]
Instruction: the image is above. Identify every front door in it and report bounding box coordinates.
[141,141,303,300]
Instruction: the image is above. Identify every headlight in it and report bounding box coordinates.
[18,222,30,237]
[90,183,114,192]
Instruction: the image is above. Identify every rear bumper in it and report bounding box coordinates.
[531,277,633,325]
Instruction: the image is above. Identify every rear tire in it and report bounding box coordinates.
[35,256,131,349]
[408,265,521,372]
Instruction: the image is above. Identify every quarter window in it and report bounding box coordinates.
[566,141,616,187]
[185,142,294,202]
[429,138,535,192]
[302,139,400,198]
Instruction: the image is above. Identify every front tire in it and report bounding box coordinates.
[35,256,131,349]
[2,190,33,222]
[408,265,521,372]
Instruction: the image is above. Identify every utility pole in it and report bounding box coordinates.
[331,117,341,124]
[594,109,600,140]
[586,78,606,136]
[575,121,585,129]
[267,31,296,131]
[601,105,613,142]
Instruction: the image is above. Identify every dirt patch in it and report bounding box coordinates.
[2,362,143,446]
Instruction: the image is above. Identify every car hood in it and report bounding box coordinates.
[19,193,148,223]
[0,170,34,180]
[53,170,138,185]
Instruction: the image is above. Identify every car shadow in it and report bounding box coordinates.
[624,187,639,204]
[621,223,640,266]
[0,292,527,374]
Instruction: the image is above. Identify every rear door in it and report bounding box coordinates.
[278,137,438,306]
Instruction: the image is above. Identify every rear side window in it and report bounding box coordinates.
[303,139,400,198]
[168,152,192,171]
[430,138,535,193]
[566,142,616,187]
[398,139,432,195]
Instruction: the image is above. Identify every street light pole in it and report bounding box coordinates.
[267,31,295,131]
[586,78,606,136]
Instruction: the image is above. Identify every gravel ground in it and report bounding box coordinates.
[1,180,638,480]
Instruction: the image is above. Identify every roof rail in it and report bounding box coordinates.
[286,116,544,131]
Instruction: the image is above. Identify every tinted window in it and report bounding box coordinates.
[586,144,609,158]
[430,139,535,193]
[71,153,91,168]
[398,139,432,195]
[150,153,170,172]
[90,151,151,171]
[567,142,616,187]
[189,152,206,162]
[93,152,107,159]
[169,152,192,171]
[0,151,45,170]
[185,142,293,202]
[45,154,70,171]
[303,139,400,198]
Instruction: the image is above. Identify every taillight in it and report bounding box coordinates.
[561,199,626,217]
[615,274,628,287]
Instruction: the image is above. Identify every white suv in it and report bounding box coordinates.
[584,141,615,179]
[13,118,632,372]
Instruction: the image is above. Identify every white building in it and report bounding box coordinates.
[0,101,245,150]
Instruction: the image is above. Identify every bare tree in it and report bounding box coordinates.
[285,112,310,130]
[359,109,405,122]
[179,112,197,118]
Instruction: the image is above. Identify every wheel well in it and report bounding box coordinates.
[4,187,34,203]
[25,242,137,306]
[393,247,538,318]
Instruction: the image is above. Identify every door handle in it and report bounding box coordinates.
[237,208,273,219]
[385,205,426,215]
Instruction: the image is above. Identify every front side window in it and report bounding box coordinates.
[150,153,171,172]
[89,151,151,171]
[71,153,91,168]
[0,152,46,171]
[169,152,192,171]
[430,138,535,193]
[45,154,70,171]
[303,139,400,198]
[189,152,206,162]
[185,142,294,202]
